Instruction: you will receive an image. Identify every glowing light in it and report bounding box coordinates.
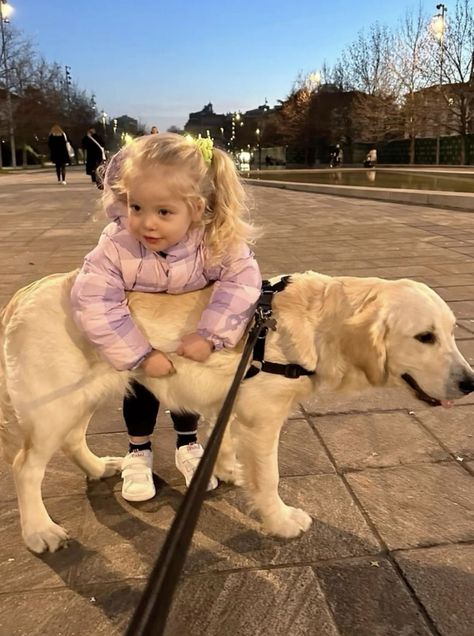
[1,2,14,20]
[430,13,446,41]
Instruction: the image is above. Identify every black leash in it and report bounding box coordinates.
[125,305,276,636]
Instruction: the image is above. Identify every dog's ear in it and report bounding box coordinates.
[340,294,389,385]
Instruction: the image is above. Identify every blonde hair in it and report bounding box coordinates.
[104,133,259,263]
[50,124,64,136]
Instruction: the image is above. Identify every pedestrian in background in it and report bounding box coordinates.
[48,124,71,185]
[150,126,159,134]
[364,148,377,168]
[81,127,106,184]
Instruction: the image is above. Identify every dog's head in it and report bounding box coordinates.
[337,277,474,405]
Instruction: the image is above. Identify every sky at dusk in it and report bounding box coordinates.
[10,0,437,131]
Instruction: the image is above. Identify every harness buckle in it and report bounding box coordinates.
[284,364,303,379]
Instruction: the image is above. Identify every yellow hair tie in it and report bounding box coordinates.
[185,134,213,166]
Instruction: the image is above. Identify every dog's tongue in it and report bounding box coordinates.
[441,400,454,408]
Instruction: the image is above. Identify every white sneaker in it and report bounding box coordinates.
[175,443,218,491]
[121,449,156,502]
[62,180,67,185]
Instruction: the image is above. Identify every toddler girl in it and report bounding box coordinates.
[71,133,262,501]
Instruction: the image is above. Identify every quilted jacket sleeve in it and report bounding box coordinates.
[71,238,152,370]
[196,243,262,349]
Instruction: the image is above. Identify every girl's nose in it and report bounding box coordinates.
[142,211,157,229]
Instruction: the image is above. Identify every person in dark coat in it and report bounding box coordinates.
[48,124,71,184]
[81,127,106,183]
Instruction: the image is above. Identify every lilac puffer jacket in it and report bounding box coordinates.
[71,154,262,371]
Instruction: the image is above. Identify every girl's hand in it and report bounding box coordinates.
[176,333,213,362]
[140,350,175,377]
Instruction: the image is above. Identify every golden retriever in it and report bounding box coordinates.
[1,270,473,553]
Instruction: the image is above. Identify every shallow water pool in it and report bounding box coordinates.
[248,169,474,193]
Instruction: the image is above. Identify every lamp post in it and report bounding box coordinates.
[231,111,241,152]
[0,1,16,167]
[431,3,447,165]
[256,127,261,170]
[64,65,72,107]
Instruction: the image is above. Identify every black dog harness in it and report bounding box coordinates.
[244,276,316,380]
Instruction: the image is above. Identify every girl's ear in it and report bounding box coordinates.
[190,198,205,222]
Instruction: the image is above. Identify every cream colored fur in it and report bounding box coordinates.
[1,270,473,553]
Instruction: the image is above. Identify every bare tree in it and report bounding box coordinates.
[275,77,316,164]
[341,22,404,142]
[0,26,95,165]
[391,5,434,162]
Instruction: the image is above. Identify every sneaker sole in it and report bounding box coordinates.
[121,486,156,502]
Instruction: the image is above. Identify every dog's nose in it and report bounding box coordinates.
[458,374,474,395]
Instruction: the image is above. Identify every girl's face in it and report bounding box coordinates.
[126,165,203,252]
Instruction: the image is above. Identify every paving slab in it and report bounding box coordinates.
[314,557,433,636]
[0,580,143,636]
[394,544,474,636]
[165,566,339,636]
[347,463,474,549]
[414,404,474,460]
[312,411,449,471]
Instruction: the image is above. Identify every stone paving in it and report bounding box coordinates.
[0,167,474,635]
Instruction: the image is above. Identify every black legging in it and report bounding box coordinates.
[54,162,66,181]
[123,380,199,437]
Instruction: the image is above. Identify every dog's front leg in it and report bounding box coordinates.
[237,418,312,539]
[213,415,242,486]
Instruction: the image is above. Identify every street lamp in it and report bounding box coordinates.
[100,110,108,141]
[431,3,447,165]
[307,71,321,92]
[0,1,16,168]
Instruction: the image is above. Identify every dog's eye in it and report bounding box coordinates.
[415,332,436,344]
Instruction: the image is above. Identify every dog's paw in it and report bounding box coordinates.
[263,506,312,539]
[100,456,123,478]
[23,521,69,554]
[214,458,243,486]
[87,456,123,480]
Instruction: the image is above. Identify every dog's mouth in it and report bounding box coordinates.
[401,373,453,408]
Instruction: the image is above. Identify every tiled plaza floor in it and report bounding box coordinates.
[0,167,473,635]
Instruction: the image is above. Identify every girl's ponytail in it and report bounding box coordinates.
[203,148,259,263]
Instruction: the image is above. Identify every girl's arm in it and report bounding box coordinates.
[71,239,153,371]
[196,243,262,350]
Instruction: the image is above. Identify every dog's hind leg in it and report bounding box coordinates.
[62,415,122,480]
[13,428,71,554]
[237,406,312,539]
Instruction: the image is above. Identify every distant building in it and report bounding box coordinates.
[184,100,277,151]
[115,115,138,134]
[184,103,227,142]
[411,83,474,139]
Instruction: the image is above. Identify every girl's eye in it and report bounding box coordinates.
[158,208,170,216]
[130,204,141,213]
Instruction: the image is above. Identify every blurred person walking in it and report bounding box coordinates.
[48,125,72,185]
[82,127,106,184]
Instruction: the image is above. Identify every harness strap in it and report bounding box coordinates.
[244,276,316,381]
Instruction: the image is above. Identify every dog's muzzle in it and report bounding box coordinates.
[401,373,442,406]
[402,371,474,407]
